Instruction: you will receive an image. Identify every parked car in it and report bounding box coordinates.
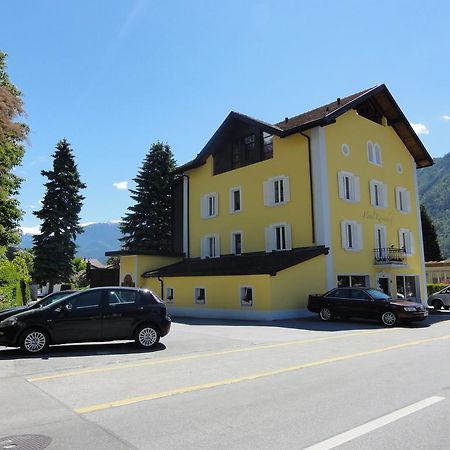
[0,287,171,354]
[308,287,428,326]
[0,290,77,322]
[428,286,450,310]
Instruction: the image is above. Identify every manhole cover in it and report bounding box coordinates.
[0,435,51,450]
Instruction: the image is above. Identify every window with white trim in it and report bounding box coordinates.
[338,171,360,203]
[367,141,382,166]
[399,228,414,255]
[201,193,218,218]
[229,187,241,213]
[369,180,388,208]
[395,187,411,213]
[194,287,206,304]
[341,220,362,251]
[264,176,290,206]
[231,231,242,255]
[240,286,253,307]
[265,223,292,252]
[166,287,174,303]
[201,234,220,259]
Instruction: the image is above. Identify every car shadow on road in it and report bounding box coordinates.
[0,341,166,360]
[173,310,450,332]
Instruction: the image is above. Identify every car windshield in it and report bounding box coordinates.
[366,289,391,300]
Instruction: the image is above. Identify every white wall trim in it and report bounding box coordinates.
[310,127,334,289]
[413,160,427,304]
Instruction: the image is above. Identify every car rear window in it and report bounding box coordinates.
[141,291,163,305]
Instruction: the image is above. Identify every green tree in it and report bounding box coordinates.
[120,142,176,252]
[32,139,86,286]
[0,51,29,246]
[421,204,443,262]
[0,250,31,308]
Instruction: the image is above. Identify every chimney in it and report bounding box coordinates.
[285,117,289,124]
[337,97,341,105]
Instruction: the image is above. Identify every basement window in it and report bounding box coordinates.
[194,287,206,305]
[240,286,253,307]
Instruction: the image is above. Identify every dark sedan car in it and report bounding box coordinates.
[308,287,428,326]
[0,290,77,322]
[0,287,171,354]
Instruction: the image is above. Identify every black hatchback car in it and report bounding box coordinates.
[308,287,428,326]
[0,287,171,354]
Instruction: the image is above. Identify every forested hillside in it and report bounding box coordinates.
[418,152,450,258]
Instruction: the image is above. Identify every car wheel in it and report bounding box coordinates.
[381,311,398,327]
[135,324,160,349]
[319,307,333,321]
[432,299,444,311]
[20,328,49,354]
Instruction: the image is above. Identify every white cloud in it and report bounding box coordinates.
[81,222,97,227]
[21,226,40,235]
[109,219,123,224]
[411,123,429,135]
[442,115,450,121]
[113,181,128,190]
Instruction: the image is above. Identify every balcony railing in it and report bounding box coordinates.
[374,247,407,266]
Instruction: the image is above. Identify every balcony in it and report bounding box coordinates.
[374,247,407,266]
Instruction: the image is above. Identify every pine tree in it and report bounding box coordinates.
[421,204,443,262]
[0,51,29,246]
[33,139,86,285]
[120,142,176,252]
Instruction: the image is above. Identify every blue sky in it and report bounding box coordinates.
[2,0,449,232]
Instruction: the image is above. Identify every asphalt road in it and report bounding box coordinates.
[1,311,450,449]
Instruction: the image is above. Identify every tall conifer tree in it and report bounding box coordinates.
[421,204,443,262]
[0,51,29,246]
[33,139,86,285]
[120,142,176,252]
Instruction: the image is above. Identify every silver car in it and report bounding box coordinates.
[428,286,450,310]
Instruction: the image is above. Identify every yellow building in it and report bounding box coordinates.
[108,84,433,320]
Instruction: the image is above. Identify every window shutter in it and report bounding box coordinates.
[263,180,272,206]
[284,223,292,250]
[213,193,219,216]
[201,196,207,218]
[283,176,290,202]
[405,191,411,213]
[340,221,348,249]
[353,176,360,202]
[265,227,273,252]
[409,231,414,254]
[382,183,388,208]
[356,223,363,250]
[338,172,345,199]
[369,180,376,206]
[395,187,400,211]
[214,234,220,257]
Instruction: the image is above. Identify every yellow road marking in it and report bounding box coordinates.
[75,333,450,414]
[28,328,395,382]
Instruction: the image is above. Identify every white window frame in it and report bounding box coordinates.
[240,286,254,307]
[369,179,388,208]
[367,141,382,166]
[264,176,290,207]
[166,287,174,303]
[201,192,218,218]
[341,220,363,251]
[395,187,411,213]
[399,228,414,255]
[194,287,206,305]
[265,222,292,252]
[338,171,360,203]
[229,187,242,213]
[201,234,220,259]
[230,231,243,255]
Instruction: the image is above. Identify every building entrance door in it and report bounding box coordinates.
[375,273,391,296]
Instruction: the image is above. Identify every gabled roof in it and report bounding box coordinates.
[175,84,433,173]
[142,246,328,278]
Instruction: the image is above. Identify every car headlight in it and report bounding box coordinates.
[0,317,18,327]
[404,306,416,312]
